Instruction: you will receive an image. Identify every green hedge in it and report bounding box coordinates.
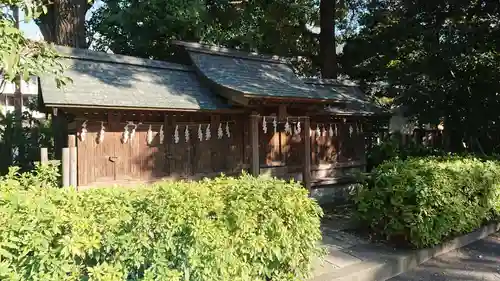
[0,168,323,281]
[354,156,500,249]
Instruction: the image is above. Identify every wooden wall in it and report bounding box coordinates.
[75,111,247,187]
[255,116,366,184]
[71,108,367,187]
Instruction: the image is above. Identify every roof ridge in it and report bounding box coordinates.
[302,78,359,87]
[173,40,290,65]
[53,45,192,72]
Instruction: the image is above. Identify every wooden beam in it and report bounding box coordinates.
[250,114,260,176]
[303,116,312,191]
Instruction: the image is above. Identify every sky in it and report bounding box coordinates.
[20,1,102,41]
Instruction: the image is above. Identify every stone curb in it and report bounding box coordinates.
[315,221,500,281]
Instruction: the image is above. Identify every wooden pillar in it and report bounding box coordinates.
[185,117,193,177]
[210,115,220,172]
[164,114,174,176]
[52,110,68,161]
[69,146,77,187]
[250,114,260,176]
[67,134,77,187]
[303,116,312,190]
[40,147,48,164]
[62,147,70,187]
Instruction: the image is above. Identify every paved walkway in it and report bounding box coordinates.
[311,209,500,281]
[388,232,500,281]
[310,215,399,281]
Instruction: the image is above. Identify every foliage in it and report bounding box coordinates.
[341,0,500,153]
[0,97,54,174]
[0,173,323,281]
[354,156,500,249]
[88,0,366,76]
[0,161,60,191]
[366,133,445,171]
[0,0,70,86]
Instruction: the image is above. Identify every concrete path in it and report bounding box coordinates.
[310,216,400,281]
[388,232,500,281]
[310,213,500,281]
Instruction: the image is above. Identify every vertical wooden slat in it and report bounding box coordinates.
[303,116,312,190]
[250,114,260,176]
[62,147,70,187]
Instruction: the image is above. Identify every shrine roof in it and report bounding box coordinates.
[39,46,229,111]
[174,41,345,103]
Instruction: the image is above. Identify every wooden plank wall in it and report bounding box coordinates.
[76,113,246,186]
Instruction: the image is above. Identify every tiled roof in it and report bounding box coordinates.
[303,79,385,116]
[177,41,344,101]
[39,46,229,110]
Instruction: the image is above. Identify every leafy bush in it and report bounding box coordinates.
[355,156,500,248]
[366,133,446,171]
[0,172,323,281]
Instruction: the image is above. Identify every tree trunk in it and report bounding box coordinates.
[36,0,89,161]
[319,0,337,79]
[37,0,88,47]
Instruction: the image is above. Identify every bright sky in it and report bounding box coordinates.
[20,1,102,41]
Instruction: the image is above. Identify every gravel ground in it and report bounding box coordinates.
[389,232,500,281]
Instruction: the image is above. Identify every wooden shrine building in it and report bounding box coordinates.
[38,42,383,188]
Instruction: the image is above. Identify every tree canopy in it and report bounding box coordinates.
[0,0,68,85]
[88,0,362,76]
[341,0,500,152]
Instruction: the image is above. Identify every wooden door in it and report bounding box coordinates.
[77,123,116,186]
[78,123,169,186]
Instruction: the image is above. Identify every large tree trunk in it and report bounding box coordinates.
[37,0,89,47]
[319,0,337,79]
[36,0,89,162]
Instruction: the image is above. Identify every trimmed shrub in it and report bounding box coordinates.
[0,170,323,281]
[354,156,500,249]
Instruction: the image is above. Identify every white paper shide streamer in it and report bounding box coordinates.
[315,125,321,137]
[147,125,154,145]
[217,123,223,139]
[98,122,105,143]
[129,123,138,141]
[225,122,231,138]
[334,124,338,136]
[174,125,179,144]
[329,124,334,137]
[284,119,291,135]
[159,125,164,144]
[262,117,267,134]
[184,125,190,142]
[205,124,211,140]
[79,120,88,142]
[295,121,301,135]
[121,124,129,144]
[198,124,203,141]
[349,124,354,137]
[273,117,277,134]
[322,126,327,137]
